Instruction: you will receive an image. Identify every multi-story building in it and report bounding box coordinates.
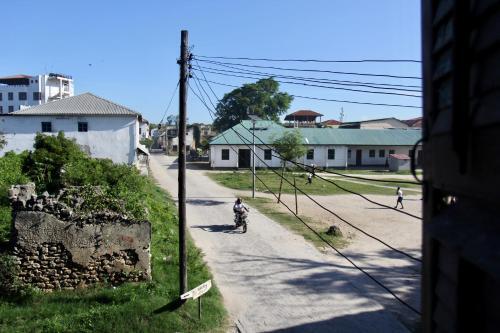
[0,73,74,114]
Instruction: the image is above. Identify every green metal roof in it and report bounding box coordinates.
[210,120,421,146]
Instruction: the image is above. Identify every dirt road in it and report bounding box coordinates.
[150,154,413,332]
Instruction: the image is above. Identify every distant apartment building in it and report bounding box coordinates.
[0,73,74,114]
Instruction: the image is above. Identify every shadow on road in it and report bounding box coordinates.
[187,199,226,206]
[262,309,418,333]
[191,224,246,234]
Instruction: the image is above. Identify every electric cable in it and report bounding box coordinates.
[194,54,422,64]
[192,63,422,92]
[191,67,422,98]
[159,80,180,124]
[195,58,422,80]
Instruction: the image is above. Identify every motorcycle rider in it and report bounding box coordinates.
[233,197,249,226]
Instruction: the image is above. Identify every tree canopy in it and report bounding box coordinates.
[213,78,293,131]
[0,133,5,150]
[272,130,307,167]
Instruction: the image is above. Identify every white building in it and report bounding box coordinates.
[140,118,150,139]
[209,120,422,169]
[339,117,409,129]
[0,93,142,165]
[0,73,74,114]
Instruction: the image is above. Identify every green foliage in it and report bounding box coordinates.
[0,133,5,150]
[140,138,153,149]
[23,132,87,192]
[272,130,307,166]
[0,152,30,245]
[213,78,293,131]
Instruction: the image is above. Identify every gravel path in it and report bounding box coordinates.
[150,154,412,332]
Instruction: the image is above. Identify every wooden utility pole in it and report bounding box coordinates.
[294,175,298,215]
[178,30,188,295]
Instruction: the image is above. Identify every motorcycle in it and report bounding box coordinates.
[234,210,249,233]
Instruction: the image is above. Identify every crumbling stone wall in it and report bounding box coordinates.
[9,184,151,292]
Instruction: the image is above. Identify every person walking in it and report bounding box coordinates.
[306,172,313,185]
[395,187,404,209]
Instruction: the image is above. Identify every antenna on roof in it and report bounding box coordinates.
[340,107,345,122]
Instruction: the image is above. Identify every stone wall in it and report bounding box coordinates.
[9,184,151,292]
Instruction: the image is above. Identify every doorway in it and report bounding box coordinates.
[356,150,362,166]
[238,149,251,168]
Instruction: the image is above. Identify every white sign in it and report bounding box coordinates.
[180,280,212,300]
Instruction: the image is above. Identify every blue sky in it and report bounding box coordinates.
[1,1,421,124]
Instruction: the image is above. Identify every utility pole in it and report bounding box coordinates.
[252,119,256,198]
[178,30,188,295]
[340,107,344,123]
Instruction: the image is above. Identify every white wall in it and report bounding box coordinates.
[0,115,138,164]
[298,145,348,168]
[346,146,421,166]
[140,122,150,139]
[210,145,238,168]
[360,119,408,129]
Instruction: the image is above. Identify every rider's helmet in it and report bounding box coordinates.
[236,198,242,204]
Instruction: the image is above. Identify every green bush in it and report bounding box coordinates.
[0,152,30,245]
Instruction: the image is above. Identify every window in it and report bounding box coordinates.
[369,150,376,158]
[264,149,272,160]
[221,149,230,160]
[8,92,13,101]
[306,149,314,160]
[0,93,2,101]
[8,106,14,113]
[41,122,52,132]
[33,92,41,100]
[379,150,385,158]
[328,149,335,160]
[389,149,395,155]
[18,92,27,101]
[409,149,414,157]
[78,122,88,132]
[348,150,352,158]
[0,106,2,113]
[139,128,142,135]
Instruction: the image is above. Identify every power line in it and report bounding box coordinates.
[194,54,422,64]
[195,58,422,80]
[194,76,422,109]
[192,67,422,98]
[159,80,180,124]
[193,61,422,90]
[188,80,421,315]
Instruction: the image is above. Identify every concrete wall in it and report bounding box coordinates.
[9,184,151,291]
[0,115,139,164]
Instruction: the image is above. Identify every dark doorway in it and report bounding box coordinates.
[356,150,362,166]
[238,149,251,168]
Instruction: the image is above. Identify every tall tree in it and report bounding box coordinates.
[213,78,293,131]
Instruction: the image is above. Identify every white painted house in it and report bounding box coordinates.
[0,73,74,114]
[0,93,142,165]
[209,120,422,169]
[140,118,150,139]
[339,117,409,129]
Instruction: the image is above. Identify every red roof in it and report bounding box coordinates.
[323,119,342,126]
[402,117,422,127]
[287,110,324,117]
[389,154,411,160]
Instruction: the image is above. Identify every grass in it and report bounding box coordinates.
[207,170,420,196]
[326,168,423,175]
[0,181,227,333]
[243,196,349,251]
